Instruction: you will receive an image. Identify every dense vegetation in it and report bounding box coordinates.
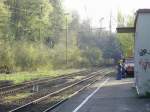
[0,0,127,73]
[117,11,134,58]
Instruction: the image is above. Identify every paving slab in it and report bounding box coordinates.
[52,77,150,112]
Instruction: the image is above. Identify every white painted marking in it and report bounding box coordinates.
[72,78,110,112]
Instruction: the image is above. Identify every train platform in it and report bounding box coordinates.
[51,76,150,112]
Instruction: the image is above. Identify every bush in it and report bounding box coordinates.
[13,41,53,71]
[0,39,104,72]
[81,47,103,66]
[0,41,14,72]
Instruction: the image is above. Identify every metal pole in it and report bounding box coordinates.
[109,11,112,35]
[39,6,42,42]
[65,16,68,64]
[99,17,104,37]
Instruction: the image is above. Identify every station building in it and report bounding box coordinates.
[117,9,150,96]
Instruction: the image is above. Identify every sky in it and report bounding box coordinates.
[63,0,150,30]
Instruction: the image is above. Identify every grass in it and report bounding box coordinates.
[0,69,85,84]
[4,93,33,102]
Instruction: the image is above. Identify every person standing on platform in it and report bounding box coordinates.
[116,60,122,80]
[122,58,126,78]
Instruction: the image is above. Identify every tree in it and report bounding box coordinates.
[0,1,10,39]
[5,0,53,41]
[117,11,134,58]
[48,0,65,46]
[0,0,126,72]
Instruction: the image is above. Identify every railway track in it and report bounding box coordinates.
[2,70,95,106]
[0,68,100,110]
[42,76,108,112]
[0,69,88,91]
[0,69,91,97]
[7,68,114,112]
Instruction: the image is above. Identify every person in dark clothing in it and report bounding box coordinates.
[116,60,122,80]
[122,58,126,78]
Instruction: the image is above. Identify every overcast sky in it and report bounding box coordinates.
[63,0,150,30]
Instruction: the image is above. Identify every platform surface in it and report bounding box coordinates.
[52,77,150,112]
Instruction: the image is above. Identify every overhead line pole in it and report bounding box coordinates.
[66,16,68,65]
[109,11,112,35]
[99,17,104,37]
[64,13,69,65]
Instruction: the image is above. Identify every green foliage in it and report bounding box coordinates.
[0,0,122,74]
[5,0,53,41]
[117,33,134,57]
[0,69,82,84]
[81,47,103,66]
[117,10,125,27]
[12,41,53,71]
[77,19,121,64]
[102,35,121,60]
[0,1,10,38]
[0,41,14,70]
[117,11,134,57]
[0,41,53,71]
[0,0,63,72]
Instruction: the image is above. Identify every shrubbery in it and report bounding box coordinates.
[0,40,85,72]
[0,0,121,74]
